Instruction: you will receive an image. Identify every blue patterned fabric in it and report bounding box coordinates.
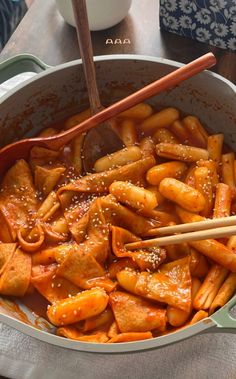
[0,0,27,51]
[159,0,236,51]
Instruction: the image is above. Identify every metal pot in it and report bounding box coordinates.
[0,54,235,353]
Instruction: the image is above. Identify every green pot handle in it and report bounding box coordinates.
[211,295,236,332]
[0,53,50,85]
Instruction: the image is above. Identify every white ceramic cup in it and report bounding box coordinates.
[55,0,132,31]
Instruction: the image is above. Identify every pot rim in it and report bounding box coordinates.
[0,54,235,104]
[0,311,215,353]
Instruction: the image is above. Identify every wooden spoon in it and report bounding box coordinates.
[0,52,216,176]
[71,0,124,172]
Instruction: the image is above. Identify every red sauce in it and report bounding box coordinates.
[21,291,49,319]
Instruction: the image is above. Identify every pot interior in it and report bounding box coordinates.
[0,56,235,148]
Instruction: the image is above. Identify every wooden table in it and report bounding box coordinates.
[0,0,235,83]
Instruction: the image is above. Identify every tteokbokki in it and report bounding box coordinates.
[0,103,236,343]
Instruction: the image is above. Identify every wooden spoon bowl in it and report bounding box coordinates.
[72,0,124,172]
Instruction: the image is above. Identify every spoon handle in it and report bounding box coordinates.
[72,0,103,114]
[0,53,217,175]
[47,52,216,148]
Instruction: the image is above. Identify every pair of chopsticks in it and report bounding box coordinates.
[125,216,236,250]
